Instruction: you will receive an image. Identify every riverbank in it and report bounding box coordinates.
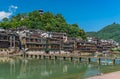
[86,71,120,79]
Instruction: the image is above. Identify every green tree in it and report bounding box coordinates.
[0,10,87,40]
[2,17,9,22]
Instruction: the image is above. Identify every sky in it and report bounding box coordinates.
[0,0,120,32]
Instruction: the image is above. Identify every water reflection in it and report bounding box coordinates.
[63,65,67,73]
[0,57,119,79]
[84,64,101,78]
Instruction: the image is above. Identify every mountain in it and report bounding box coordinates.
[87,23,120,42]
[87,32,97,37]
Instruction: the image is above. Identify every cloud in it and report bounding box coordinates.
[0,11,12,20]
[8,5,18,13]
[0,5,18,21]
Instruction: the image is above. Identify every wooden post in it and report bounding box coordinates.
[13,36,15,48]
[98,58,101,64]
[69,57,72,61]
[34,55,36,58]
[79,57,81,62]
[49,56,51,59]
[26,54,28,57]
[55,56,57,60]
[112,58,115,65]
[63,57,66,60]
[10,36,12,48]
[88,57,91,63]
[43,55,45,59]
[39,55,41,59]
[70,57,73,61]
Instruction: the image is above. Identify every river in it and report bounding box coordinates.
[0,57,120,79]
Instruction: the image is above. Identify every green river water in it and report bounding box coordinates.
[0,57,120,79]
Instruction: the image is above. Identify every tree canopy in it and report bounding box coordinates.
[0,10,87,39]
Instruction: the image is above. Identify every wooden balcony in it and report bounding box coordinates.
[26,41,46,44]
[0,41,9,48]
[0,40,8,42]
[49,41,60,44]
[77,49,97,52]
[62,45,73,47]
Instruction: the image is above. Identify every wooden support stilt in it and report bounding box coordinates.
[35,55,37,58]
[18,54,117,65]
[88,57,91,63]
[70,57,73,61]
[49,56,51,59]
[112,58,115,65]
[26,54,28,57]
[55,56,57,60]
[43,55,45,59]
[63,57,66,60]
[79,57,81,62]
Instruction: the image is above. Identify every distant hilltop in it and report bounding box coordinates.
[87,23,120,43]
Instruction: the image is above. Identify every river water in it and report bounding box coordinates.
[0,57,120,79]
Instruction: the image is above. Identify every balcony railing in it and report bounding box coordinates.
[63,45,73,47]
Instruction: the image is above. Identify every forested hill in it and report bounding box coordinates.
[87,23,120,42]
[0,10,87,39]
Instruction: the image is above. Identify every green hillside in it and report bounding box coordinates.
[87,32,97,37]
[87,23,120,42]
[0,11,87,39]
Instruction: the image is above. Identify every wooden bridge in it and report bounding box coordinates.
[20,53,117,65]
